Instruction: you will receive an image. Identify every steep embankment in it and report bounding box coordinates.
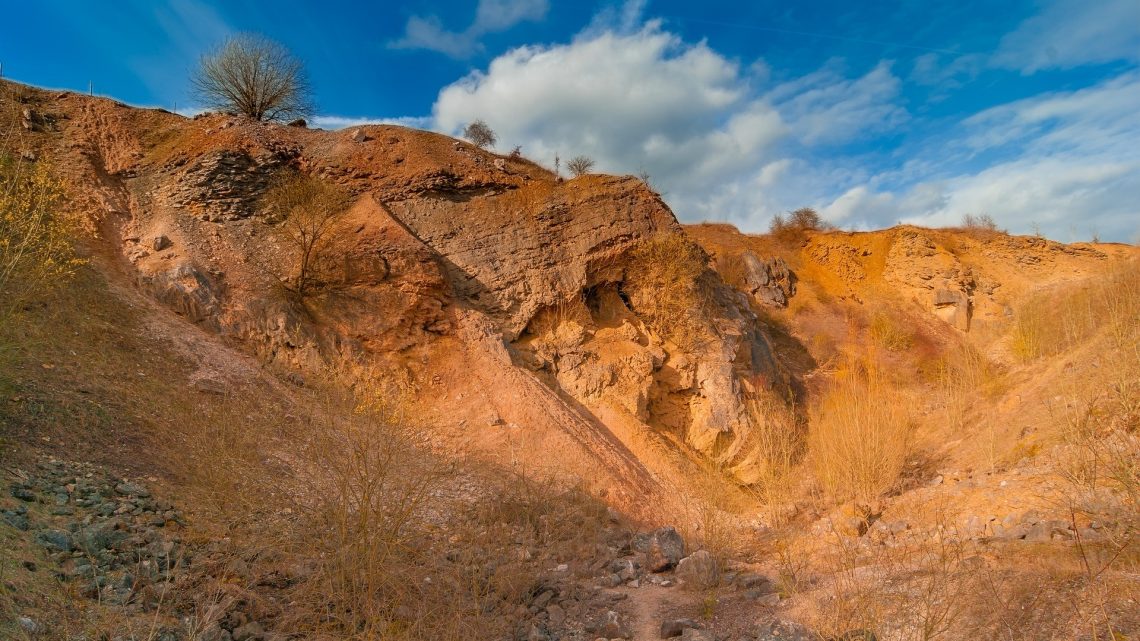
[3,80,786,517]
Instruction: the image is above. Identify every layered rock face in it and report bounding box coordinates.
[11,82,785,492]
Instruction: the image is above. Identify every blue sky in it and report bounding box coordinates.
[3,0,1138,241]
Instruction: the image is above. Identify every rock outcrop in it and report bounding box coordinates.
[720,251,797,308]
[6,80,789,508]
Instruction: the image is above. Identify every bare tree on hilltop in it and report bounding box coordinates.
[193,34,314,122]
[567,156,595,177]
[463,120,497,148]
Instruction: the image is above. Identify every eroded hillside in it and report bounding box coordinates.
[2,78,1138,640]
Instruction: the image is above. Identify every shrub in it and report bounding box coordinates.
[961,213,999,232]
[625,234,711,349]
[713,251,751,293]
[808,361,914,504]
[462,120,496,148]
[566,155,595,177]
[790,207,826,230]
[262,173,351,295]
[742,388,805,523]
[192,34,314,122]
[956,213,1005,241]
[0,158,83,322]
[769,207,829,245]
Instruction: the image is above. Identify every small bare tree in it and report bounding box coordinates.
[463,120,496,148]
[193,34,314,122]
[263,174,350,295]
[567,155,595,177]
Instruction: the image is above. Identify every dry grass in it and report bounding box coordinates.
[1045,373,1140,639]
[625,233,713,349]
[740,388,805,524]
[713,251,752,293]
[0,263,618,640]
[808,359,915,505]
[1011,260,1140,361]
[868,309,914,352]
[936,342,1006,469]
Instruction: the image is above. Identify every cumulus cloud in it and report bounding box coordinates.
[380,1,1139,242]
[390,0,548,58]
[823,71,1140,241]
[431,21,906,224]
[993,0,1140,73]
[435,23,779,186]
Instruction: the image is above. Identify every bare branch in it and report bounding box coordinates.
[192,34,314,122]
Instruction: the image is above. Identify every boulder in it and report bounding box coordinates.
[753,620,815,641]
[115,481,151,497]
[594,611,631,639]
[734,252,796,307]
[641,527,685,572]
[660,618,700,638]
[675,550,718,590]
[36,529,74,552]
[933,288,971,330]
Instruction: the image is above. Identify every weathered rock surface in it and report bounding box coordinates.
[635,526,685,572]
[10,81,789,508]
[732,252,796,307]
[675,550,718,589]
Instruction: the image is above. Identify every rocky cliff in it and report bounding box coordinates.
[3,81,787,511]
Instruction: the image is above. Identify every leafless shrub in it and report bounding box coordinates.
[566,155,595,177]
[961,213,1000,232]
[463,120,496,148]
[262,173,351,295]
[808,360,914,504]
[769,207,830,246]
[192,34,314,122]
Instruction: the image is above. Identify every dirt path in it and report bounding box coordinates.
[612,583,693,641]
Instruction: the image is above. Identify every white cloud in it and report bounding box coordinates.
[390,0,548,58]
[822,71,1140,241]
[910,53,984,90]
[434,23,776,183]
[430,21,907,227]
[310,115,433,130]
[994,0,1140,73]
[581,0,647,37]
[769,60,907,145]
[378,3,1139,242]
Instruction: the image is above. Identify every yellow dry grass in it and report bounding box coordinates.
[808,358,915,505]
[1011,260,1140,362]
